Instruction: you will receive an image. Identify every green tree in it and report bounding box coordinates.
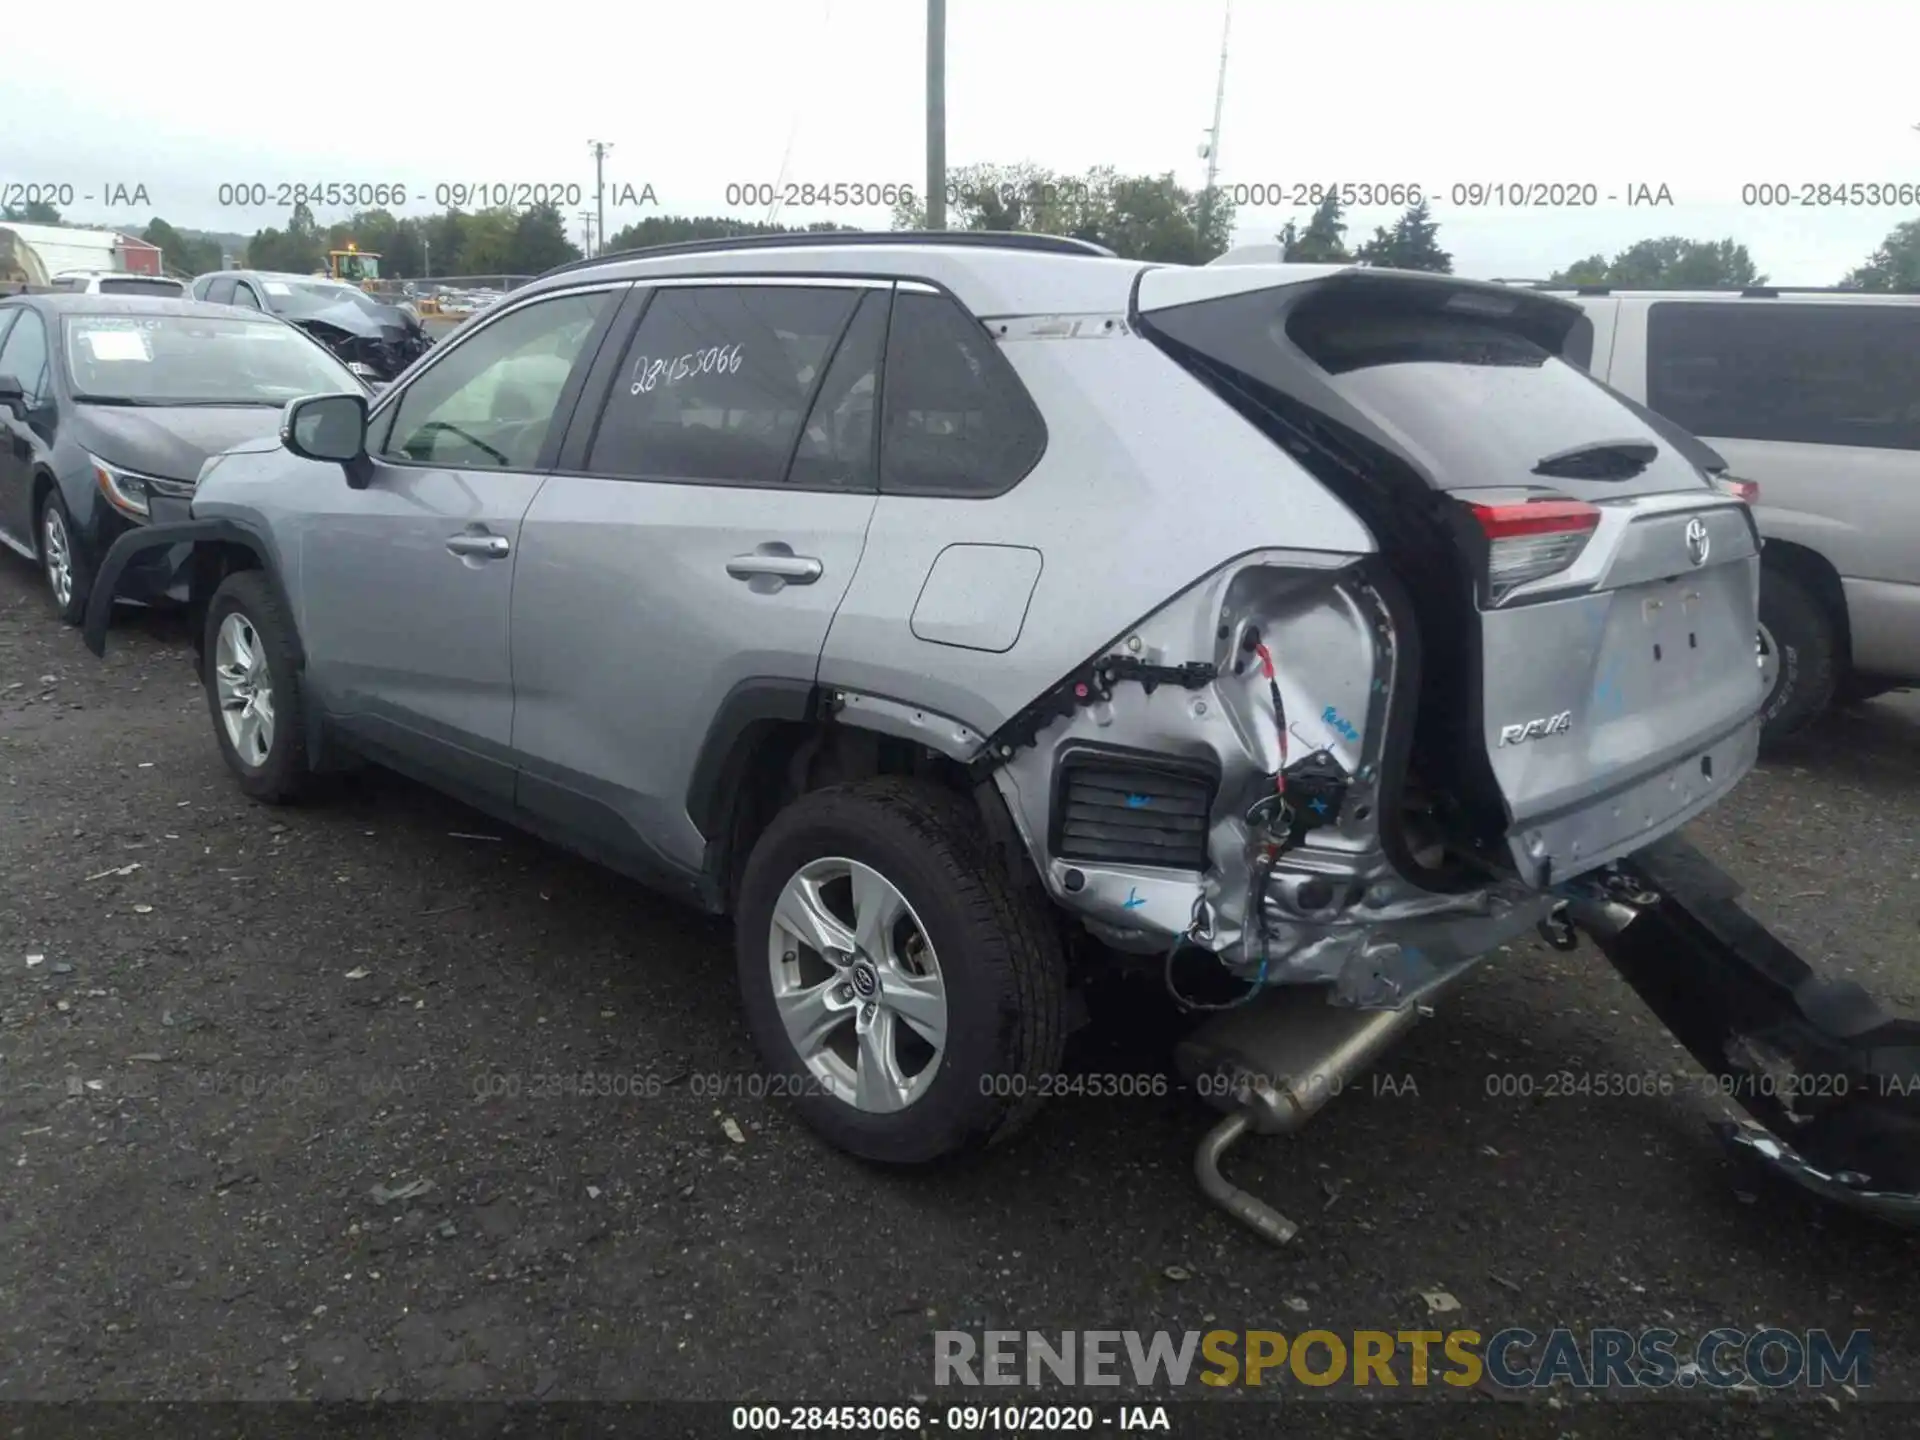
[451,208,521,275]
[1275,193,1353,262]
[602,214,852,252]
[2,200,63,224]
[1548,236,1763,287]
[245,200,325,273]
[1840,217,1920,291]
[1355,201,1452,273]
[509,204,583,274]
[142,218,221,277]
[889,162,1234,263]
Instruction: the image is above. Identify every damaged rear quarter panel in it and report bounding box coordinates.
[815,319,1376,736]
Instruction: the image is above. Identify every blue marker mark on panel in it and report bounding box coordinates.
[1320,705,1362,744]
[1310,797,1329,816]
[1126,794,1150,809]
[1122,887,1147,910]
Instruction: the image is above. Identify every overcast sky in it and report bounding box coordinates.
[5,0,1917,282]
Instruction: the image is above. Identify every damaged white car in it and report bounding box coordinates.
[83,232,1920,1238]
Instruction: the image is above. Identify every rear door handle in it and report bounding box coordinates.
[726,552,823,584]
[446,532,510,560]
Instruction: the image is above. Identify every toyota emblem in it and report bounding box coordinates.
[1685,517,1710,568]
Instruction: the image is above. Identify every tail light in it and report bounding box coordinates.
[1466,499,1601,601]
[1713,474,1759,505]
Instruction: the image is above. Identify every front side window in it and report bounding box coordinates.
[380,289,613,470]
[1647,301,1920,451]
[202,276,236,304]
[584,284,863,485]
[0,309,52,406]
[230,283,263,310]
[880,289,1046,497]
[63,313,361,404]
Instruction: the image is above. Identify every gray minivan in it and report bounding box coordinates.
[1552,289,1920,741]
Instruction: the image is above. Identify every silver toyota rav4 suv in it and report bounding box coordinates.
[84,233,1767,1178]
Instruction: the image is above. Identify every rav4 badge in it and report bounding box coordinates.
[1499,711,1574,746]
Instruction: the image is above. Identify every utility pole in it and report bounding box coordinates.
[588,140,612,256]
[422,234,430,279]
[1197,0,1232,246]
[577,209,596,257]
[925,0,946,230]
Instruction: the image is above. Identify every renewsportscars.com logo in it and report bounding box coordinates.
[934,1328,1872,1391]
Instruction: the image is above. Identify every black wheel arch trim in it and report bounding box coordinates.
[685,677,823,843]
[82,518,300,664]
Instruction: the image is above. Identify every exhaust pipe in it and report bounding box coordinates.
[1175,991,1422,1245]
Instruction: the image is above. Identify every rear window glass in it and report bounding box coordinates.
[585,285,861,486]
[1286,304,1702,498]
[1647,301,1920,451]
[98,276,186,297]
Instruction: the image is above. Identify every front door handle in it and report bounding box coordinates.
[726,552,823,584]
[446,532,510,560]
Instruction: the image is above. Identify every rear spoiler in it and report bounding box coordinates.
[1142,264,1732,476]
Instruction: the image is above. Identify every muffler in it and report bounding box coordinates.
[1569,835,1920,1225]
[1175,988,1422,1245]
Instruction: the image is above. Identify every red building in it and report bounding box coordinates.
[114,234,162,275]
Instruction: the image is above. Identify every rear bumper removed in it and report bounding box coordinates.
[1568,835,1920,1226]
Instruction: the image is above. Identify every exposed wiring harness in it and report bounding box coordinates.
[1163,635,1299,1012]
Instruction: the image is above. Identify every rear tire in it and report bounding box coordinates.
[203,571,314,804]
[1757,567,1838,747]
[734,778,1066,1165]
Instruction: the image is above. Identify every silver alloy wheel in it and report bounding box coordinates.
[42,506,73,609]
[767,856,948,1113]
[1756,622,1781,704]
[214,612,276,768]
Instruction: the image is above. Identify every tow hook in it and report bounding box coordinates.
[1537,903,1579,952]
[1565,836,1920,1226]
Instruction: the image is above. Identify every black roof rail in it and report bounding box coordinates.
[535,229,1118,282]
[1548,284,1877,297]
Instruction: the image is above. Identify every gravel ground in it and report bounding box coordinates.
[2,552,1917,1428]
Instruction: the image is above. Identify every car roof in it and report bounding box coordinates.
[17,294,289,319]
[513,231,1149,318]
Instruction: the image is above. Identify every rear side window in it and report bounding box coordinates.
[880,290,1046,497]
[585,285,862,486]
[788,290,888,491]
[99,277,185,297]
[1647,301,1920,451]
[1560,312,1595,371]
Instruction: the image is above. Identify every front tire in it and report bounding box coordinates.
[37,491,92,626]
[1757,567,1839,747]
[734,778,1066,1165]
[203,571,313,803]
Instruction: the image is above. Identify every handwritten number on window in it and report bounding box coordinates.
[629,343,745,395]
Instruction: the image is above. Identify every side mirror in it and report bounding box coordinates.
[0,372,23,417]
[281,392,373,488]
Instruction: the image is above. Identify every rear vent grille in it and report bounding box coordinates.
[1052,752,1216,872]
